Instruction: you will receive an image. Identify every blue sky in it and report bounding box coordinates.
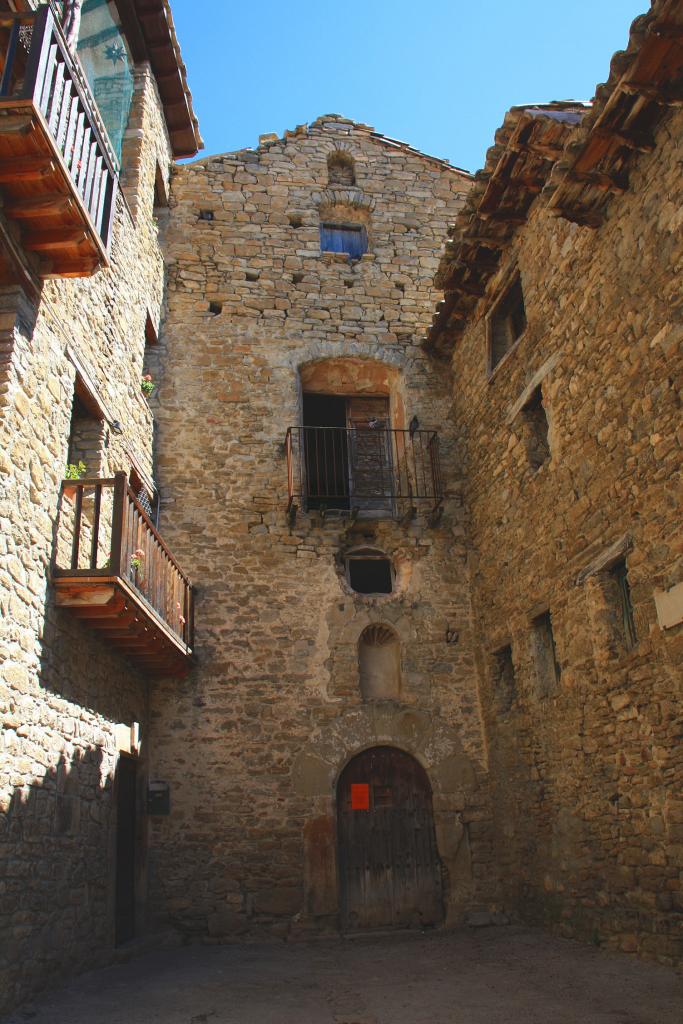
[172,0,645,172]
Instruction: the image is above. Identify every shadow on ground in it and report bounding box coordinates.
[4,926,683,1024]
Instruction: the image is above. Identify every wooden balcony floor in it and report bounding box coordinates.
[0,98,108,277]
[53,574,193,677]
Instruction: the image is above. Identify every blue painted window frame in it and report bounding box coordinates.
[320,222,368,258]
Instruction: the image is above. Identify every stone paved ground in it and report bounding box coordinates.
[5,927,683,1024]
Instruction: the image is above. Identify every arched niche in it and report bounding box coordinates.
[327,151,356,187]
[299,357,406,430]
[358,624,401,700]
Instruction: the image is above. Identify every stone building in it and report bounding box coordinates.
[0,0,682,1016]
[427,0,683,962]
[0,0,201,1012]
[149,115,492,938]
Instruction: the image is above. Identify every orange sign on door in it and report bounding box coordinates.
[351,783,370,810]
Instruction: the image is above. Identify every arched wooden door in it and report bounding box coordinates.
[337,747,443,930]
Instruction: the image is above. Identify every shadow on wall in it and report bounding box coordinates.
[0,746,114,1015]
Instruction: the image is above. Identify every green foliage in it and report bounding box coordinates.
[140,375,155,397]
[65,460,87,480]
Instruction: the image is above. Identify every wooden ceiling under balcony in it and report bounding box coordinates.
[0,7,118,282]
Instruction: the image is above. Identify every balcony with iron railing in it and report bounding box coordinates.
[51,472,193,676]
[0,4,118,278]
[285,426,443,521]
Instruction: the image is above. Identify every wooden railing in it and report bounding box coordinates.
[52,473,193,649]
[286,426,443,517]
[0,4,118,250]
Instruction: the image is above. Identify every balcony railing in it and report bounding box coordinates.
[285,426,443,519]
[0,5,118,276]
[51,473,193,676]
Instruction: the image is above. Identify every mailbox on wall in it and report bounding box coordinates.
[147,780,170,815]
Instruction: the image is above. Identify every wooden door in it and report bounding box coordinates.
[346,397,393,513]
[115,755,137,945]
[337,747,443,930]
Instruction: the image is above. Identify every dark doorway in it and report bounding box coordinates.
[337,746,443,930]
[302,394,392,512]
[115,755,137,945]
[303,394,349,509]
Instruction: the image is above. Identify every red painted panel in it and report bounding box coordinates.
[351,783,370,810]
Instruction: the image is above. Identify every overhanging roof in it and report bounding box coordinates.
[117,0,203,158]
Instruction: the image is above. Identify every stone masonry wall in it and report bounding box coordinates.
[448,106,683,964]
[0,66,173,1011]
[148,117,502,938]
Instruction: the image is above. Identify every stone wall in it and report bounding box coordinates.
[447,106,683,963]
[148,117,500,938]
[0,66,173,1011]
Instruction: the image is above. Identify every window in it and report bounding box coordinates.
[320,223,367,258]
[488,275,527,371]
[521,385,550,470]
[532,610,561,697]
[609,559,637,650]
[327,152,355,187]
[68,377,105,476]
[491,644,515,713]
[347,551,393,594]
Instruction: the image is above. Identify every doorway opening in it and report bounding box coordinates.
[337,746,443,930]
[302,394,392,512]
[114,754,137,945]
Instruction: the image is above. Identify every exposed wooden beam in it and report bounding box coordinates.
[0,155,56,181]
[24,228,88,251]
[5,194,75,219]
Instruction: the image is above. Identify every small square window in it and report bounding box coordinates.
[320,222,367,258]
[488,275,527,372]
[347,556,393,595]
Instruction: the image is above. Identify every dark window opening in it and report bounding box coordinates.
[292,273,304,284]
[522,385,550,470]
[348,556,393,595]
[208,301,223,315]
[145,312,158,347]
[489,275,526,370]
[302,394,392,512]
[198,209,214,221]
[153,162,168,208]
[532,610,561,697]
[327,152,356,187]
[320,223,368,258]
[246,270,260,282]
[492,644,515,713]
[289,214,303,228]
[610,559,637,650]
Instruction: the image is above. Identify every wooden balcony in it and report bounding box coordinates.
[51,473,194,676]
[285,426,444,522]
[0,5,118,278]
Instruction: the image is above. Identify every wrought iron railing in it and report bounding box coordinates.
[0,5,118,250]
[52,473,194,649]
[285,426,443,517]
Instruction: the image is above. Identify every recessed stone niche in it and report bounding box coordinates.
[358,624,401,700]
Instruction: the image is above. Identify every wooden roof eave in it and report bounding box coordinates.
[548,0,683,225]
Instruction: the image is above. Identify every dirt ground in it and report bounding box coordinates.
[5,926,683,1024]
